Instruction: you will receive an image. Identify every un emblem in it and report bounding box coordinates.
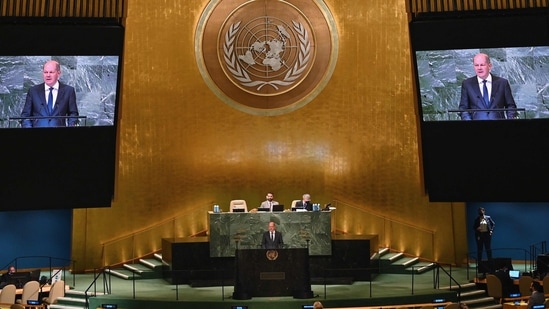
[266,250,279,260]
[196,0,338,115]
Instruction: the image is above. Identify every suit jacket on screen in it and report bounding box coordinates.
[21,82,79,127]
[459,75,517,120]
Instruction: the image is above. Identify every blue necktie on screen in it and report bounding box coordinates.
[482,80,489,107]
[47,87,54,114]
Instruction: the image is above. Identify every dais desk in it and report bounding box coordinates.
[503,301,528,309]
[208,210,332,257]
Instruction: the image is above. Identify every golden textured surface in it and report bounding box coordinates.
[72,0,467,271]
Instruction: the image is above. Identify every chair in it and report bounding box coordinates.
[229,200,248,212]
[543,275,549,297]
[486,274,504,303]
[42,280,65,307]
[444,303,460,309]
[518,276,533,297]
[16,280,40,304]
[486,274,518,304]
[290,200,300,208]
[0,284,17,304]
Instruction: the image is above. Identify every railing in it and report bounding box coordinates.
[407,0,549,16]
[530,241,547,273]
[83,267,112,309]
[332,200,436,261]
[0,0,126,19]
[100,202,212,267]
[0,255,76,287]
[466,247,533,280]
[433,263,462,302]
[120,265,459,302]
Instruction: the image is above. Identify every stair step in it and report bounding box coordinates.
[472,304,501,309]
[65,289,107,298]
[57,296,86,305]
[106,268,141,280]
[140,258,164,269]
[439,281,477,291]
[123,263,152,273]
[49,305,85,309]
[405,262,436,273]
[378,247,390,256]
[465,297,496,305]
[386,252,405,261]
[155,252,170,266]
[123,263,162,279]
[461,289,486,298]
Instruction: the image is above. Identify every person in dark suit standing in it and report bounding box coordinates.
[21,60,79,127]
[295,193,313,211]
[261,221,283,249]
[459,53,517,120]
[473,207,495,268]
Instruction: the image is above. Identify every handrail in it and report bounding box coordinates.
[332,200,434,234]
[0,256,76,287]
[332,200,435,260]
[84,267,112,309]
[530,241,547,273]
[100,202,212,267]
[466,247,532,280]
[433,263,462,302]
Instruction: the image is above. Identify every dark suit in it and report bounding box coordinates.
[473,214,495,263]
[295,200,312,211]
[21,82,79,127]
[459,75,517,120]
[261,230,283,249]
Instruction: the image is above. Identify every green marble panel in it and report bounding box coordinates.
[209,211,332,257]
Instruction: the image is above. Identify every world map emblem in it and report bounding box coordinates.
[196,0,338,115]
[225,18,311,94]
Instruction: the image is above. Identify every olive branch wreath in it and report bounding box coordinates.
[223,20,311,91]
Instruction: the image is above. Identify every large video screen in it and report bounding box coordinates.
[0,55,119,128]
[416,47,549,121]
[0,19,124,210]
[410,9,549,202]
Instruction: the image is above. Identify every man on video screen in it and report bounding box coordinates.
[459,53,517,120]
[20,60,79,127]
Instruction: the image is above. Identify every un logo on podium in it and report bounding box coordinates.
[266,250,279,261]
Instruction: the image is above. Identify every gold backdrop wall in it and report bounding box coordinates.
[71,0,468,271]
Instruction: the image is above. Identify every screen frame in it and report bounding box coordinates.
[0,18,124,210]
[409,9,549,202]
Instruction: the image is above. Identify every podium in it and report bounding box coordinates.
[232,248,313,299]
